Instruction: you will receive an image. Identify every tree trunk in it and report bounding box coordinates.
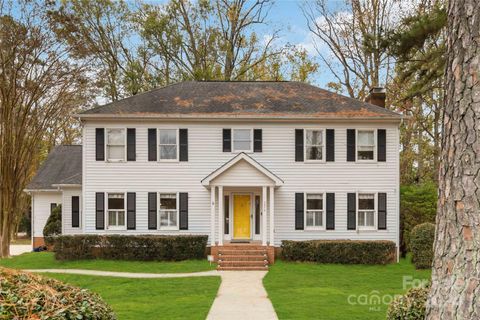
[426,0,480,318]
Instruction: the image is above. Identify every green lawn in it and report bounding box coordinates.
[0,252,215,273]
[264,258,431,320]
[45,273,220,320]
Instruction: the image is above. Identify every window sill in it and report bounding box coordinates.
[107,226,127,231]
[106,159,126,163]
[158,159,179,163]
[304,159,326,163]
[357,227,377,231]
[305,227,326,231]
[158,227,180,231]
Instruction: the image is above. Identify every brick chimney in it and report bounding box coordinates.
[365,87,386,108]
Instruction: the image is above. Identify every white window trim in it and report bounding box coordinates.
[105,128,127,162]
[232,128,253,153]
[356,129,377,162]
[304,129,326,163]
[357,192,377,231]
[158,128,179,162]
[158,192,179,230]
[106,192,127,231]
[304,192,326,230]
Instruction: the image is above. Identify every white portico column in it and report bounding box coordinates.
[218,186,224,246]
[262,186,267,246]
[210,186,216,246]
[269,186,274,246]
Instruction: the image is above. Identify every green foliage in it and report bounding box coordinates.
[410,223,435,269]
[387,285,430,320]
[0,267,116,319]
[400,183,437,256]
[54,235,208,261]
[281,240,396,265]
[43,205,62,245]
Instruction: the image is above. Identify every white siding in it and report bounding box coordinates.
[82,120,400,247]
[32,192,62,238]
[62,187,83,235]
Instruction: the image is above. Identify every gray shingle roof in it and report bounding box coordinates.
[79,81,402,119]
[26,145,82,190]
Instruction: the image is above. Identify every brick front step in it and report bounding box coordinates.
[219,249,267,256]
[219,255,267,261]
[218,260,268,267]
[217,266,269,271]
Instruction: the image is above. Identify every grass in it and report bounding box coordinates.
[263,258,431,320]
[45,273,220,320]
[0,252,215,273]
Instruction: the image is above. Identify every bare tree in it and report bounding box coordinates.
[426,0,480,317]
[0,1,89,257]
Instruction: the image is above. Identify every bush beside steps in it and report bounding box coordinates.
[0,267,116,320]
[53,235,208,261]
[281,240,396,264]
[387,285,430,320]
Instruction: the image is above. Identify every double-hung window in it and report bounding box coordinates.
[106,128,125,161]
[107,193,125,229]
[305,193,324,229]
[159,193,178,229]
[232,129,252,152]
[358,193,375,229]
[159,129,178,160]
[305,129,324,161]
[357,130,375,161]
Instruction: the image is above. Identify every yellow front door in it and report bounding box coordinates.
[233,195,251,239]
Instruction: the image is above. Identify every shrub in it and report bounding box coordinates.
[410,222,435,269]
[0,267,116,319]
[43,204,62,245]
[53,235,208,261]
[281,240,396,264]
[387,285,430,320]
[400,183,437,256]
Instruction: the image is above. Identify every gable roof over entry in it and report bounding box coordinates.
[78,81,402,120]
[201,153,284,187]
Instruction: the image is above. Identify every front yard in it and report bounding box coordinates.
[263,257,431,320]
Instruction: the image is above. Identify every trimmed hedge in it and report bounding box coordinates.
[53,235,208,261]
[0,267,115,319]
[387,285,430,320]
[410,223,435,269]
[281,240,396,264]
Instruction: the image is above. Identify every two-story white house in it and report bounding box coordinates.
[26,81,402,265]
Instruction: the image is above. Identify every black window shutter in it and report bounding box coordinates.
[95,192,104,230]
[127,128,136,161]
[127,192,136,230]
[326,193,335,230]
[326,129,335,162]
[347,193,356,230]
[295,193,304,230]
[148,192,157,229]
[95,128,105,161]
[225,195,230,234]
[347,129,356,162]
[378,193,387,230]
[254,129,262,152]
[179,193,188,230]
[223,129,231,152]
[377,129,386,162]
[295,129,304,162]
[148,129,157,161]
[179,129,188,161]
[72,196,80,228]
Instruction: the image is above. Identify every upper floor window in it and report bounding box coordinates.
[159,129,178,160]
[305,129,324,161]
[233,129,252,152]
[357,130,375,161]
[358,193,375,229]
[305,193,324,229]
[106,128,126,161]
[107,193,125,229]
[159,193,178,229]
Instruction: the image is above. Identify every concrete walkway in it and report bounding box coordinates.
[9,245,31,256]
[207,271,278,320]
[25,269,220,278]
